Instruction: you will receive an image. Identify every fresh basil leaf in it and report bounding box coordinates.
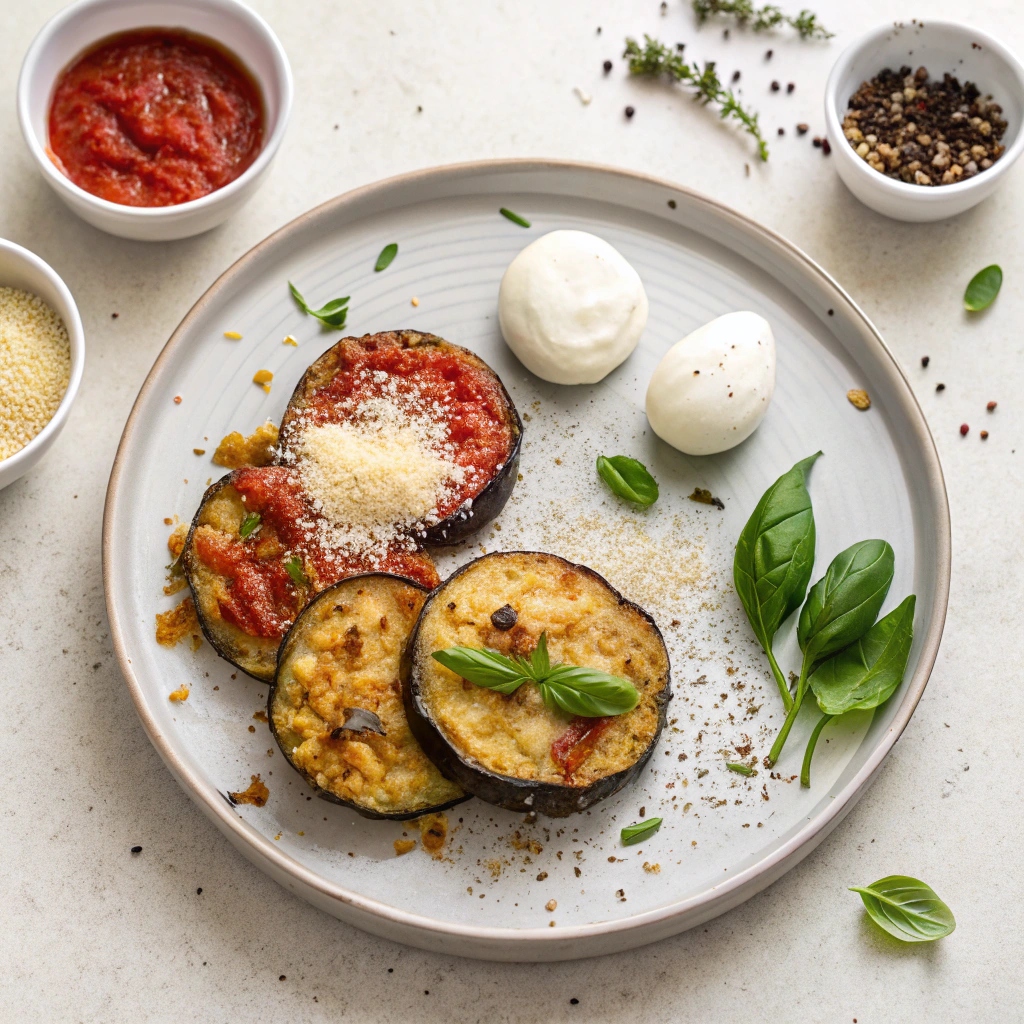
[596,455,659,507]
[726,762,756,776]
[799,713,833,788]
[537,664,639,717]
[284,555,307,587]
[798,539,895,668]
[530,631,551,679]
[963,264,1002,311]
[733,453,821,709]
[499,207,531,228]
[431,646,530,695]
[289,281,350,330]
[374,243,398,272]
[621,817,662,845]
[239,511,261,540]
[810,595,916,715]
[849,876,956,943]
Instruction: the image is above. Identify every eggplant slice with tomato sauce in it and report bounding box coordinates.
[403,551,671,817]
[182,467,440,681]
[271,574,467,819]
[277,330,523,545]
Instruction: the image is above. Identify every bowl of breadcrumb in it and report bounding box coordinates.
[0,239,84,491]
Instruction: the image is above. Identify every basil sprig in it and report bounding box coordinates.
[375,243,398,272]
[596,455,659,507]
[768,538,894,765]
[431,632,639,718]
[801,595,915,786]
[239,511,261,540]
[850,875,955,943]
[733,453,820,711]
[963,264,1002,311]
[289,281,350,329]
[621,817,662,845]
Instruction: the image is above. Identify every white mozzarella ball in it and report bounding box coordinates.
[645,311,776,456]
[497,230,648,385]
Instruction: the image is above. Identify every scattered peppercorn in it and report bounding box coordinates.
[279,976,286,982]
[796,123,809,134]
[921,355,930,367]
[787,82,795,94]
[624,105,635,119]
[771,80,780,92]
[960,423,970,436]
[778,127,785,136]
[668,198,677,208]
[131,846,142,854]
[723,27,729,38]
[732,70,741,83]
[842,65,1007,186]
[197,887,203,894]
[822,138,831,155]
[603,59,613,73]
[111,312,119,319]
[570,998,580,1006]
[812,136,823,147]
[980,430,989,439]
[987,400,997,411]
[765,49,773,60]
[676,42,685,51]
[936,383,946,392]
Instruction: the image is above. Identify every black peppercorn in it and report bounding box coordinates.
[921,355,930,367]
[777,127,785,136]
[765,49,773,60]
[732,70,740,83]
[787,82,795,93]
[771,80,780,92]
[490,604,518,631]
[936,383,946,392]
[603,59,612,74]
[821,138,831,155]
[624,106,635,119]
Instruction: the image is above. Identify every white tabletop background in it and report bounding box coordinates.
[1,1,1021,1020]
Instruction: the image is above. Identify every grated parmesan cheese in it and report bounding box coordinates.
[288,392,466,559]
[0,287,71,461]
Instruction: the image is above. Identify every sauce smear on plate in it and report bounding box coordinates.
[48,30,264,207]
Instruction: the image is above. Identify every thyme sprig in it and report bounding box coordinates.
[692,0,833,40]
[624,36,768,161]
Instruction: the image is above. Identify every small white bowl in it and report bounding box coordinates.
[0,240,85,492]
[17,0,293,241]
[825,21,1024,222]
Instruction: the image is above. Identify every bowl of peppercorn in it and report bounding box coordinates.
[825,20,1024,221]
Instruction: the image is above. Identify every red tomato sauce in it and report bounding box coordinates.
[48,30,264,207]
[195,467,439,640]
[303,339,515,520]
[551,717,612,781]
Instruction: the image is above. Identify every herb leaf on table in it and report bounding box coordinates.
[596,455,659,507]
[692,0,834,39]
[624,36,770,160]
[963,264,1002,311]
[621,818,662,845]
[374,243,399,272]
[800,595,915,785]
[733,452,820,712]
[850,875,955,942]
[768,538,894,765]
[288,282,350,329]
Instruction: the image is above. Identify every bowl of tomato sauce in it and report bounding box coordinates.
[18,0,292,241]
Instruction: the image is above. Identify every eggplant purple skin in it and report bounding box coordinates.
[277,329,523,547]
[182,472,281,682]
[270,572,471,822]
[401,552,672,818]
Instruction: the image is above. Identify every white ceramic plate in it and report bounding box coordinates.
[103,160,949,962]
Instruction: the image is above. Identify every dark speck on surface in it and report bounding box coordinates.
[130,846,142,854]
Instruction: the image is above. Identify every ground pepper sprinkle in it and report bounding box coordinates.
[0,287,71,460]
[842,65,1007,185]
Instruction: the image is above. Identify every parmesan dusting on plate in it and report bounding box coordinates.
[0,286,70,460]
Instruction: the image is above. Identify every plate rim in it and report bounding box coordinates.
[102,157,951,958]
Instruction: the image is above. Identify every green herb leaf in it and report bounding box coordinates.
[800,713,833,788]
[596,455,659,507]
[431,633,639,716]
[769,539,895,765]
[726,762,757,776]
[798,540,895,668]
[849,876,956,943]
[810,595,916,715]
[537,665,640,717]
[431,646,530,695]
[289,281,350,330]
[964,264,1002,311]
[691,0,833,39]
[499,207,531,228]
[284,555,307,587]
[733,453,820,711]
[621,817,663,845]
[239,512,262,540]
[624,36,770,160]
[375,243,398,272]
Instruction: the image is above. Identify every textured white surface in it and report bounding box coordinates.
[0,0,1021,1018]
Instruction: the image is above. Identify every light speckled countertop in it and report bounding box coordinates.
[2,1,1022,1020]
